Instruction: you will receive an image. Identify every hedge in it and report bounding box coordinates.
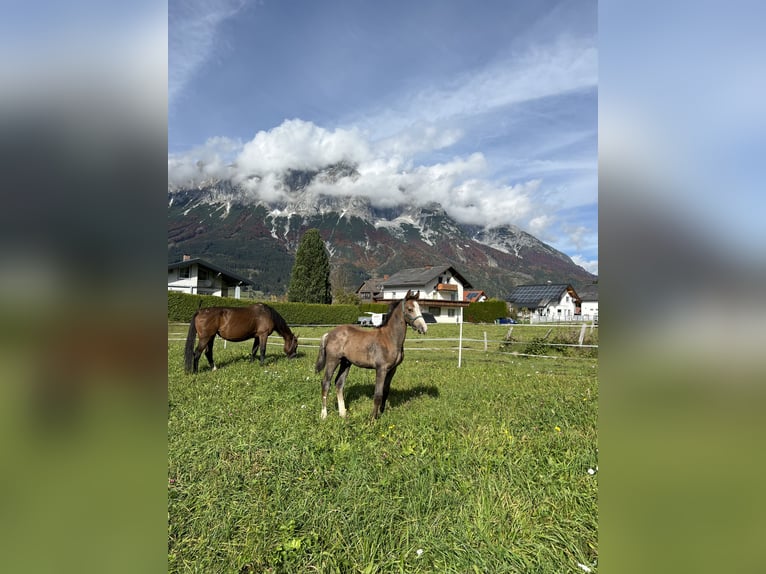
[464,299,509,323]
[169,292,510,325]
[358,302,390,314]
[168,292,359,325]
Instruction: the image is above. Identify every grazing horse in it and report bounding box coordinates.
[315,290,427,420]
[184,304,298,373]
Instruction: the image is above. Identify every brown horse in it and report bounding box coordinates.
[315,290,427,420]
[184,304,298,373]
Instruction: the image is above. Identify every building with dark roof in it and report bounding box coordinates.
[355,277,385,302]
[377,265,473,323]
[576,283,598,321]
[506,283,581,322]
[168,255,255,298]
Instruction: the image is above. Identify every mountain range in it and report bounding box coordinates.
[167,164,596,298]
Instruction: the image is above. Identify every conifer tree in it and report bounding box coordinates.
[287,228,331,303]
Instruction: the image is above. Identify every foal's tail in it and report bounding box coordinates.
[184,312,199,374]
[315,332,328,373]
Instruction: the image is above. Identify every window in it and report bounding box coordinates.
[428,307,441,316]
[198,268,209,280]
[448,308,455,317]
[179,267,190,279]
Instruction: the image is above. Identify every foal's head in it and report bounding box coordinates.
[403,290,427,334]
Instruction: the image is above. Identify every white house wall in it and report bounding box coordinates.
[581,301,598,321]
[167,263,238,298]
[382,270,465,324]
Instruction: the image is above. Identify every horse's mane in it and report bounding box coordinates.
[262,304,293,338]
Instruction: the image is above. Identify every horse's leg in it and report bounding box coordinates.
[371,367,389,420]
[250,337,259,362]
[258,332,268,365]
[204,335,216,371]
[193,336,210,373]
[380,365,398,414]
[321,358,340,419]
[334,359,352,418]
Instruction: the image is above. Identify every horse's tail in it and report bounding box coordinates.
[315,332,328,373]
[184,312,199,374]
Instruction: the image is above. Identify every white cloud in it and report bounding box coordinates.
[169,0,250,107]
[346,35,597,140]
[571,255,598,275]
[236,119,370,175]
[168,118,577,236]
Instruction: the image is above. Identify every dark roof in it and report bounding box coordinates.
[381,265,473,289]
[356,277,385,295]
[577,284,598,301]
[506,283,579,308]
[168,257,254,286]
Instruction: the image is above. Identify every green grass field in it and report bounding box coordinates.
[168,323,598,573]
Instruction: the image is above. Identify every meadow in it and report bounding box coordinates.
[168,322,598,573]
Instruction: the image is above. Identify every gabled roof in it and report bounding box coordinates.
[381,265,473,289]
[168,257,254,286]
[356,277,385,295]
[464,290,486,302]
[577,284,598,302]
[506,283,579,308]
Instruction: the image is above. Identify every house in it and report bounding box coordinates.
[355,277,385,302]
[168,255,254,298]
[577,283,598,322]
[464,290,487,303]
[506,283,581,323]
[375,265,472,324]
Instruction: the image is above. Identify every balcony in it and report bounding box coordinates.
[436,283,458,292]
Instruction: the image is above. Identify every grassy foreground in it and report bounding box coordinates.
[168,324,598,573]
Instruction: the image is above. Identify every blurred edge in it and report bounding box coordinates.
[0,3,168,573]
[600,2,766,574]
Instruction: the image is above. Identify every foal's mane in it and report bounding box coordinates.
[377,301,398,328]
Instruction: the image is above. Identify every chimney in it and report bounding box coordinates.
[383,274,389,280]
[424,265,433,269]
[182,255,191,261]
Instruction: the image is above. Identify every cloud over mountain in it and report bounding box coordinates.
[168,118,554,230]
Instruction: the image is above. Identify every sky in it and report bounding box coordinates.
[168,0,598,275]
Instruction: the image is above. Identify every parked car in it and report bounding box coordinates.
[358,312,385,327]
[496,317,517,325]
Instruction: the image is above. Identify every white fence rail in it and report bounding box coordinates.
[169,322,598,361]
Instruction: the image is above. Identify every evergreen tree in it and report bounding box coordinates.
[288,229,332,303]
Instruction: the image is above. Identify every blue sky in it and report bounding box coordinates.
[169,0,598,274]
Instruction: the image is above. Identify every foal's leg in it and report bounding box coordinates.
[320,358,340,419]
[334,359,352,418]
[371,367,389,420]
[379,365,398,414]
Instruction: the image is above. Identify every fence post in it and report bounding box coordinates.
[578,323,587,346]
[458,311,464,368]
[484,331,487,352]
